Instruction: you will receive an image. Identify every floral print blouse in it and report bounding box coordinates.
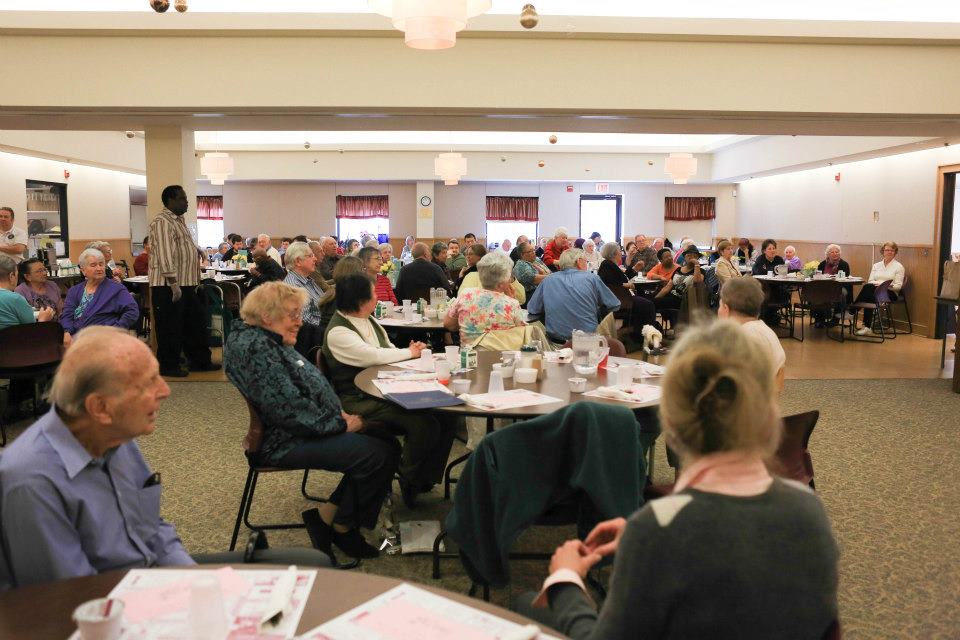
[446,288,523,345]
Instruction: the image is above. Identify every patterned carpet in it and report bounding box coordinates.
[3,377,959,638]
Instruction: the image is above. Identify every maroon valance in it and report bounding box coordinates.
[664,197,715,221]
[486,196,539,222]
[336,195,389,219]
[197,195,223,220]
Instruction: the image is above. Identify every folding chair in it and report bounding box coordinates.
[795,280,846,343]
[848,280,894,342]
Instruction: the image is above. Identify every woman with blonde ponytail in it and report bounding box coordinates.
[524,321,839,640]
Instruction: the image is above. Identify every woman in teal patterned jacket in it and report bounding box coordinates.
[225,282,399,559]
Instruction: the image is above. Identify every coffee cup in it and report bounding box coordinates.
[451,379,471,394]
[568,377,587,393]
[514,367,538,384]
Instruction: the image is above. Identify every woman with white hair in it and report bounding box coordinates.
[582,238,601,270]
[400,235,416,265]
[378,242,402,286]
[526,321,838,638]
[85,240,125,281]
[444,251,525,345]
[542,227,571,271]
[61,248,139,335]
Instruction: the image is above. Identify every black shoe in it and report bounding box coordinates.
[398,477,419,509]
[332,528,380,559]
[189,362,221,372]
[301,508,333,555]
[161,367,189,378]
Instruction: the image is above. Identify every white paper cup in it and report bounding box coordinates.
[492,362,514,379]
[617,364,635,386]
[420,349,434,371]
[452,379,471,394]
[445,346,460,367]
[435,360,451,383]
[411,312,423,323]
[402,299,412,311]
[488,370,505,393]
[73,598,124,640]
[568,377,587,392]
[514,367,538,384]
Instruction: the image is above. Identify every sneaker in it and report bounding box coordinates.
[855,327,873,336]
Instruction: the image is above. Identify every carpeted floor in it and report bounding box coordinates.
[3,378,959,638]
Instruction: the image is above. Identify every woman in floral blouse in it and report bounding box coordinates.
[444,251,524,346]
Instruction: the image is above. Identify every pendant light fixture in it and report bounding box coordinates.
[435,152,467,185]
[369,0,492,50]
[200,152,234,186]
[664,153,698,184]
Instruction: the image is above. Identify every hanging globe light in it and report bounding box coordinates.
[369,0,492,50]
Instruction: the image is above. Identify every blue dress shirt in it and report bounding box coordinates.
[0,408,193,589]
[526,268,621,342]
[284,270,324,327]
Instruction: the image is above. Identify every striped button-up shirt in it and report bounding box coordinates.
[284,269,324,327]
[147,208,200,287]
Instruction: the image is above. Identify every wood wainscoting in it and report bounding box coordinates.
[68,238,135,272]
[721,240,936,337]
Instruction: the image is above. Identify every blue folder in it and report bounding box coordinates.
[383,390,465,410]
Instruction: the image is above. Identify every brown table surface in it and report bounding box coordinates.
[355,349,661,418]
[0,565,561,639]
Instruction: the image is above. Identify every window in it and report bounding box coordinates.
[580,195,621,244]
[337,217,390,242]
[485,221,538,250]
[196,195,224,249]
[335,194,389,241]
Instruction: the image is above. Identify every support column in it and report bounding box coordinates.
[144,126,197,233]
[416,181,435,241]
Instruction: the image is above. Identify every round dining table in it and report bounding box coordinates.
[0,565,561,640]
[355,350,662,418]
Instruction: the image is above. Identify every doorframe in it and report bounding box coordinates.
[579,194,622,242]
[933,163,960,338]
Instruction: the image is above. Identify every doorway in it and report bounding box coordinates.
[935,169,959,339]
[579,195,621,245]
[25,179,68,258]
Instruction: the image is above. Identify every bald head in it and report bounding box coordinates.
[412,242,430,260]
[48,327,154,418]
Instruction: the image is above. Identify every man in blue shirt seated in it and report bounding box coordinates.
[0,326,194,589]
[526,248,621,343]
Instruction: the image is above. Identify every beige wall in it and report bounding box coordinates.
[0,149,145,249]
[219,179,734,245]
[736,144,960,245]
[221,182,416,239]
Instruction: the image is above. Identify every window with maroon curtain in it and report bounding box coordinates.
[336,195,389,219]
[664,197,715,221]
[196,195,223,220]
[486,196,539,221]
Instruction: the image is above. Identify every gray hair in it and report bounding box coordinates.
[78,248,105,267]
[364,239,379,248]
[825,243,841,256]
[85,241,111,252]
[0,254,16,280]
[558,248,585,270]
[217,242,230,253]
[600,242,621,261]
[583,239,596,251]
[477,251,514,289]
[257,233,270,242]
[284,241,313,268]
[720,278,764,318]
[378,242,393,254]
[554,226,569,239]
[47,327,143,418]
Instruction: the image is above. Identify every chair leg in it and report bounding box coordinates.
[443,451,472,499]
[300,469,327,502]
[230,467,256,551]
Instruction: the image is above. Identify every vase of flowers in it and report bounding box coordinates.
[801,260,819,278]
[381,259,398,285]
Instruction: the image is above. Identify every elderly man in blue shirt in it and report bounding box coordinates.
[0,326,193,589]
[527,247,621,343]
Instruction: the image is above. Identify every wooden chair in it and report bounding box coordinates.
[0,323,65,446]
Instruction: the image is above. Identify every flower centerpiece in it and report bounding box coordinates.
[380,260,396,276]
[801,260,820,278]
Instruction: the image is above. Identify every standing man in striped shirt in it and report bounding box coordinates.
[148,185,216,378]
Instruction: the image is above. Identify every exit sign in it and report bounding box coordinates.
[595,183,609,193]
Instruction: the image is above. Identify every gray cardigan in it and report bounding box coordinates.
[548,479,839,640]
